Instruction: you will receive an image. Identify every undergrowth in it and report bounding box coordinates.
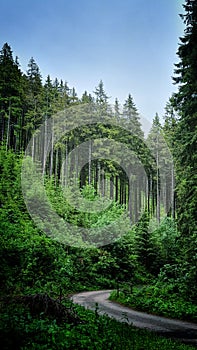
[110,283,197,323]
[0,297,196,350]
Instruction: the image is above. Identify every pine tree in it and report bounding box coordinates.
[81,90,93,104]
[168,0,197,301]
[163,97,178,151]
[0,43,23,150]
[114,98,121,120]
[69,87,78,104]
[27,57,42,97]
[147,114,174,221]
[43,75,54,117]
[94,80,110,115]
[24,57,43,154]
[122,94,144,221]
[123,94,144,138]
[58,80,70,108]
[172,0,197,240]
[163,98,178,219]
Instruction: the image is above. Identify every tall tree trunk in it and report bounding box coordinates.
[120,178,122,204]
[138,178,142,217]
[156,133,160,223]
[110,176,114,200]
[88,140,92,185]
[55,149,59,186]
[75,144,79,186]
[147,175,152,217]
[6,99,11,151]
[134,181,138,222]
[94,160,98,194]
[115,175,119,202]
[128,179,133,223]
[50,117,54,178]
[171,163,175,219]
[42,117,48,175]
[31,134,35,160]
[101,169,105,197]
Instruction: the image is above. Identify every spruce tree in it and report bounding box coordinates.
[163,99,178,219]
[58,80,70,108]
[24,57,43,152]
[172,0,197,240]
[123,94,144,138]
[147,114,174,221]
[169,1,197,301]
[94,80,110,115]
[114,98,121,120]
[43,75,54,117]
[81,90,93,104]
[0,43,23,150]
[69,87,78,104]
[27,57,42,98]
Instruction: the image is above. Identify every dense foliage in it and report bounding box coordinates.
[0,1,197,348]
[1,301,196,350]
[110,0,197,329]
[1,148,195,349]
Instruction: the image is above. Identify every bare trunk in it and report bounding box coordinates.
[50,117,54,178]
[75,144,79,185]
[128,179,133,223]
[171,163,175,219]
[110,176,114,200]
[6,100,11,151]
[42,117,48,175]
[156,133,160,223]
[134,181,138,222]
[88,140,92,185]
[115,175,119,202]
[55,149,59,186]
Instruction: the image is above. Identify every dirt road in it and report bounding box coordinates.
[71,290,197,346]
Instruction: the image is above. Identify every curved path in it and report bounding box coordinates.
[71,290,197,346]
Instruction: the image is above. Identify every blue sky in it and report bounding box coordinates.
[0,0,185,121]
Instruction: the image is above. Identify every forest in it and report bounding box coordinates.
[0,0,196,349]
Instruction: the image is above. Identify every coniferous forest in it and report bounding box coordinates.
[0,1,197,349]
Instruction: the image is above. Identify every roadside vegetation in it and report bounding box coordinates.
[0,0,197,348]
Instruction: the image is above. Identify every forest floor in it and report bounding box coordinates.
[71,290,197,346]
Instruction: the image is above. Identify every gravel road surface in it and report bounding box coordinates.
[71,290,197,346]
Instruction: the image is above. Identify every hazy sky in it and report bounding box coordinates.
[0,0,185,121]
